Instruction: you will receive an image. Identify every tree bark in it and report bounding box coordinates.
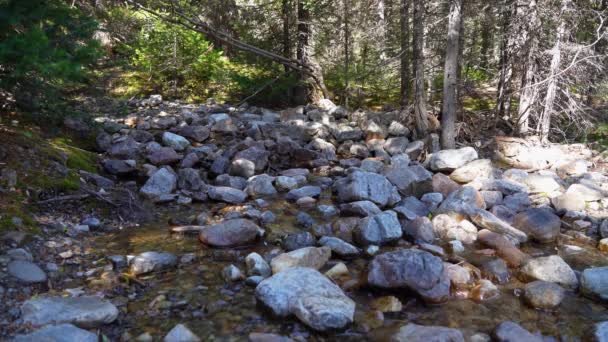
[495,0,515,121]
[296,0,328,103]
[282,0,291,72]
[538,0,569,142]
[400,0,410,107]
[413,0,429,137]
[377,0,387,60]
[517,0,540,135]
[440,0,463,149]
[343,0,350,108]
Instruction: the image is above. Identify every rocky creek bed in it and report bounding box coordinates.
[2,96,608,341]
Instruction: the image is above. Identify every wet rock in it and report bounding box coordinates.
[520,255,578,289]
[8,260,47,283]
[384,164,433,198]
[355,210,402,246]
[436,186,485,216]
[286,185,321,201]
[480,258,510,284]
[370,296,402,313]
[431,214,477,244]
[130,251,177,275]
[391,323,464,342]
[248,333,294,342]
[199,219,259,247]
[429,147,478,172]
[319,236,360,258]
[255,267,355,331]
[493,321,542,342]
[207,186,247,204]
[552,192,586,212]
[270,246,331,273]
[469,209,527,244]
[477,230,529,267]
[21,296,118,328]
[246,174,277,197]
[222,264,244,282]
[335,170,400,207]
[512,208,560,243]
[164,323,201,342]
[140,168,177,199]
[368,249,450,303]
[282,232,316,251]
[13,323,98,342]
[581,267,608,301]
[471,279,500,302]
[403,217,435,244]
[148,147,181,165]
[523,280,565,309]
[393,196,430,220]
[445,263,471,289]
[103,159,136,175]
[449,159,494,183]
[246,252,272,277]
[339,201,381,217]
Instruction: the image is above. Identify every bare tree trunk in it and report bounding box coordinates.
[344,0,350,108]
[517,0,540,135]
[495,0,514,122]
[538,0,569,142]
[377,0,387,60]
[282,0,291,72]
[440,0,463,149]
[296,0,328,103]
[400,0,410,108]
[413,0,429,137]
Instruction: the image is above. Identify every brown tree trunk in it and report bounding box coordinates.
[400,0,410,107]
[517,0,540,135]
[282,0,291,72]
[495,0,515,122]
[440,0,463,149]
[296,0,328,103]
[413,0,429,137]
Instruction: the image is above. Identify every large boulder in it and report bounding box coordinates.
[368,249,450,303]
[512,208,560,243]
[335,171,400,207]
[354,210,402,246]
[140,168,177,199]
[199,219,259,247]
[270,247,331,273]
[390,323,464,342]
[130,251,177,275]
[581,267,608,301]
[21,296,119,328]
[520,255,578,289]
[429,147,478,172]
[255,267,355,331]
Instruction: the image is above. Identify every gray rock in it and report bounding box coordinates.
[436,186,486,216]
[103,159,137,175]
[179,125,210,143]
[246,174,277,197]
[108,136,140,159]
[222,264,244,282]
[594,321,608,342]
[21,296,119,327]
[567,183,604,202]
[275,176,299,191]
[384,137,409,156]
[393,196,430,220]
[162,132,190,151]
[207,186,247,204]
[13,323,98,342]
[147,147,181,165]
[469,209,527,243]
[421,192,443,211]
[8,260,47,283]
[368,249,450,303]
[384,164,433,198]
[481,179,528,196]
[164,323,201,342]
[270,246,331,273]
[130,251,177,275]
[177,168,205,191]
[503,192,531,212]
[339,201,381,217]
[520,255,578,289]
[336,171,400,207]
[283,232,316,251]
[390,323,465,342]
[286,186,321,201]
[523,174,561,193]
[581,267,608,301]
[317,204,338,218]
[512,208,560,243]
[140,168,177,199]
[199,219,259,247]
[480,191,503,209]
[229,158,256,178]
[235,146,269,173]
[7,248,33,261]
[449,159,494,183]
[388,121,409,136]
[215,174,247,190]
[523,280,565,309]
[319,236,360,258]
[552,192,586,212]
[430,147,478,172]
[255,267,355,331]
[493,321,542,342]
[403,216,435,244]
[246,252,272,277]
[355,210,402,246]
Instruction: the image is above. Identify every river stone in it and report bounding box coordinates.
[393,196,430,220]
[520,255,578,289]
[148,147,181,165]
[207,186,247,204]
[431,215,477,244]
[368,249,450,303]
[319,236,360,258]
[354,210,402,246]
[339,201,382,217]
[493,321,542,342]
[478,230,529,268]
[581,267,608,301]
[430,147,478,172]
[140,168,177,199]
[8,260,47,283]
[255,267,355,331]
[523,280,565,309]
[275,176,299,191]
[552,192,586,212]
[177,168,204,191]
[524,174,561,193]
[162,132,190,151]
[282,232,316,251]
[390,323,464,342]
[199,219,259,247]
[164,323,201,342]
[235,146,270,173]
[246,174,277,197]
[246,252,272,277]
[383,164,433,198]
[286,185,321,201]
[567,183,604,202]
[403,216,435,244]
[103,159,137,175]
[21,296,119,328]
[436,186,486,216]
[512,208,560,243]
[469,209,527,244]
[449,159,493,183]
[335,170,400,207]
[130,251,178,275]
[594,322,608,342]
[270,246,331,273]
[13,323,98,342]
[179,125,209,143]
[229,158,256,178]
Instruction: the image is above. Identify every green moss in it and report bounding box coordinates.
[51,138,98,173]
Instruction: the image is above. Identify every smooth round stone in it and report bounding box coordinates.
[8,260,47,283]
[523,280,565,309]
[13,323,97,342]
